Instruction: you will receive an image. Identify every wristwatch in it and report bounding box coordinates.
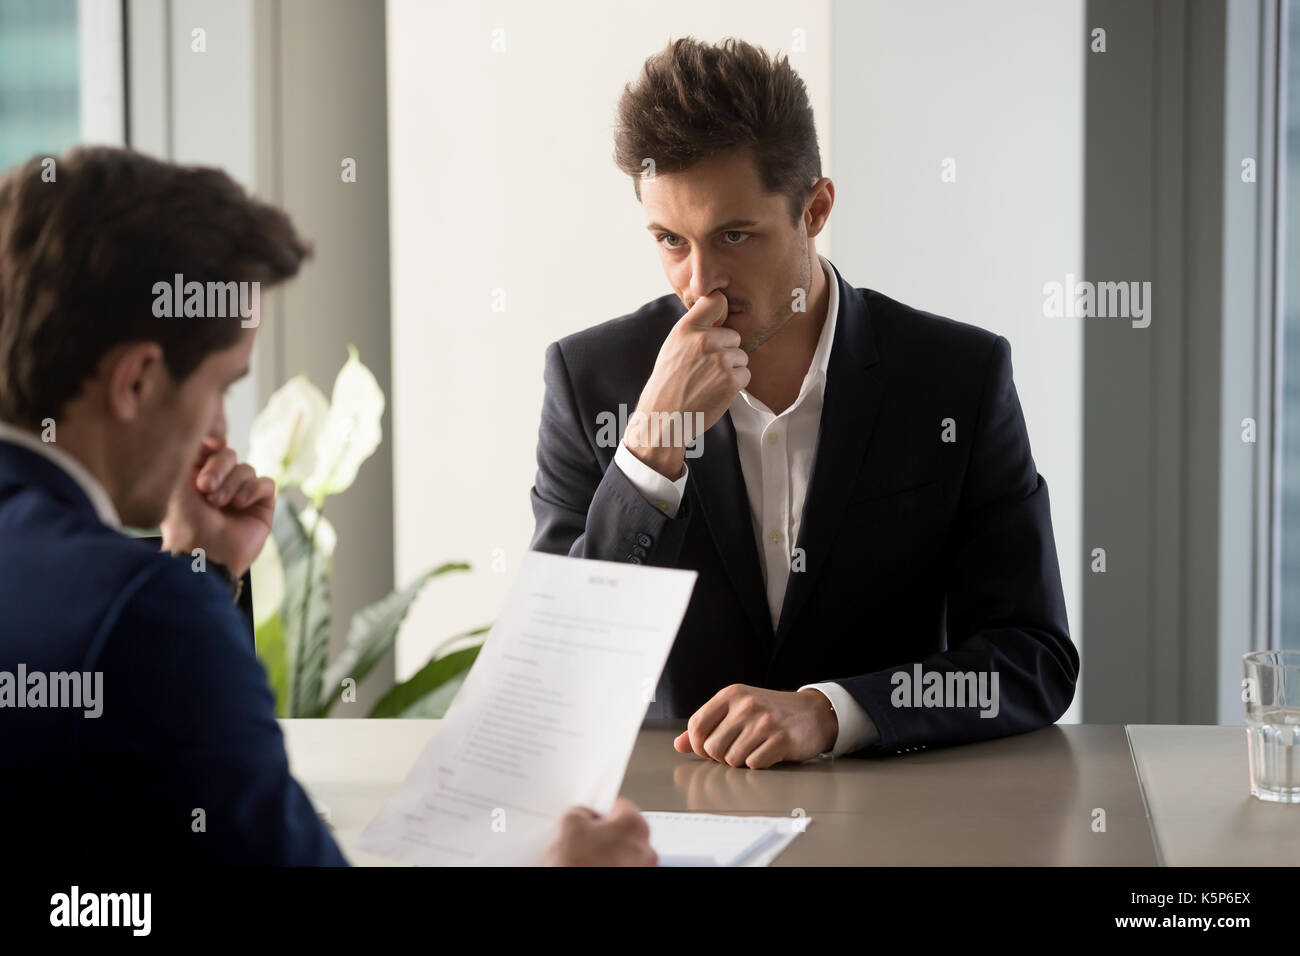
[209,561,244,604]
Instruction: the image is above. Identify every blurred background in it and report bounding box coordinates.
[0,0,1288,726]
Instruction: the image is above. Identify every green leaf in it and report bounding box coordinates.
[274,497,332,718]
[318,561,470,715]
[369,643,482,718]
[255,610,288,716]
[425,624,491,663]
[393,670,471,719]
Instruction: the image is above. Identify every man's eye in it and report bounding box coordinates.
[723,231,750,245]
[658,234,683,249]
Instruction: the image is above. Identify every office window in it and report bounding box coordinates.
[1280,2,1300,650]
[0,0,79,170]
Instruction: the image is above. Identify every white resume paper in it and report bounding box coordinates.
[357,550,697,866]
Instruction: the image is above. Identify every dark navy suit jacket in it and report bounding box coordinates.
[0,440,345,865]
[530,260,1079,755]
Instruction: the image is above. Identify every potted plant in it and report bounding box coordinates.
[247,346,484,718]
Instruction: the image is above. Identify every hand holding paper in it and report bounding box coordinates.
[357,550,696,866]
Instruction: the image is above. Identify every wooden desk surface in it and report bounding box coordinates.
[624,720,1154,865]
[281,718,1157,865]
[1127,725,1300,867]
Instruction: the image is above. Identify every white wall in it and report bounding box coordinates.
[125,0,397,710]
[388,0,1083,726]
[78,0,125,146]
[168,0,259,458]
[830,0,1085,721]
[125,0,260,459]
[387,0,833,676]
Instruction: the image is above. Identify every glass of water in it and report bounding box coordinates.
[1243,650,1300,803]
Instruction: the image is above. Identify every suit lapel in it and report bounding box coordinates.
[0,439,102,523]
[772,268,884,659]
[687,410,775,649]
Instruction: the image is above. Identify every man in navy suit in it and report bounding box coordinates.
[0,147,654,867]
[530,38,1078,767]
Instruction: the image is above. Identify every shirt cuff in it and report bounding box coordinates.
[614,441,688,517]
[799,682,880,757]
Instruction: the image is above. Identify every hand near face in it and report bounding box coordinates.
[624,291,749,479]
[674,685,838,769]
[541,797,658,867]
[161,436,275,579]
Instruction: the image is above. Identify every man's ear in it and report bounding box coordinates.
[103,342,166,423]
[804,177,835,239]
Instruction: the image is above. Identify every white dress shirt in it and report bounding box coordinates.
[0,420,123,529]
[614,255,879,755]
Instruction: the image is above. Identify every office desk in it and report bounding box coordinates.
[1127,725,1300,866]
[280,719,1157,865]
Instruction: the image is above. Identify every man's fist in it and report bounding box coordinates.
[673,685,838,769]
[541,797,658,867]
[160,437,275,579]
[624,291,750,479]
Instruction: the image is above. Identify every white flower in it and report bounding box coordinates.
[249,533,285,629]
[303,346,385,505]
[247,375,330,489]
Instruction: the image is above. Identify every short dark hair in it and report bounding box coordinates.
[0,146,311,427]
[613,37,822,223]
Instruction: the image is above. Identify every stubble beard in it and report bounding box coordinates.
[740,250,813,353]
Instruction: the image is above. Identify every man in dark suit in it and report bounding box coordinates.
[0,146,654,867]
[530,37,1078,767]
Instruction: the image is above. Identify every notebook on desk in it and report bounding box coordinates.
[645,812,809,867]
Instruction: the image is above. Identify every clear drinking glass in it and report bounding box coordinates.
[1243,650,1300,803]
